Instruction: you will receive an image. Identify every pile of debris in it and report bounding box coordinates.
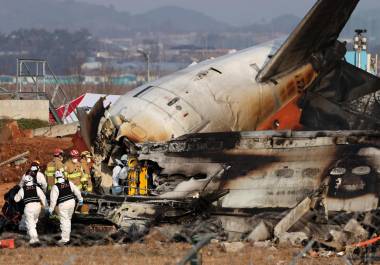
[1,194,379,264]
[135,193,380,263]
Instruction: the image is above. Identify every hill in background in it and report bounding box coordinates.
[0,0,230,36]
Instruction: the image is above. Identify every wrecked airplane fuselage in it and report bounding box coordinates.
[88,0,364,148]
[78,0,380,227]
[94,130,380,213]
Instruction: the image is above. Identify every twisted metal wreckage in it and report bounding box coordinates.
[76,0,380,244]
[3,0,380,257]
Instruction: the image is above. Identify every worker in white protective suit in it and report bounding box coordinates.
[19,161,48,192]
[111,154,129,195]
[18,162,48,232]
[49,170,83,245]
[14,175,47,245]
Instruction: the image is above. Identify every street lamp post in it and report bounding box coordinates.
[137,49,151,82]
[354,29,368,70]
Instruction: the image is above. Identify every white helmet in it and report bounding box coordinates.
[121,154,128,162]
[24,175,34,186]
[55,170,64,179]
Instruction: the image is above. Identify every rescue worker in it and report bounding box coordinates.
[111,154,129,195]
[64,149,86,191]
[49,171,83,245]
[14,175,47,245]
[18,163,48,232]
[80,151,93,193]
[45,148,65,190]
[19,161,47,192]
[65,149,90,213]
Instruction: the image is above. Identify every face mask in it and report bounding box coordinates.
[73,158,78,163]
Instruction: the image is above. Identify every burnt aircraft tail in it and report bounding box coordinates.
[257,0,360,82]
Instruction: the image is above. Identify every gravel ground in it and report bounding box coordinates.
[0,243,351,265]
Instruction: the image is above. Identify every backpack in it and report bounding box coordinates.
[1,185,24,225]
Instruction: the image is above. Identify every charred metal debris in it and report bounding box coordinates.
[36,130,373,261]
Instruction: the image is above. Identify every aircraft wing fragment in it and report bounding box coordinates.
[257,0,360,82]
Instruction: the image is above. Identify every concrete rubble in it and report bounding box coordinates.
[278,232,308,246]
[220,242,246,253]
[343,219,368,242]
[246,221,271,242]
[32,122,79,138]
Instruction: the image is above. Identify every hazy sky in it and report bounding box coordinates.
[80,0,380,25]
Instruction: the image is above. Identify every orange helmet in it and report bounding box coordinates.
[70,149,80,158]
[54,148,64,157]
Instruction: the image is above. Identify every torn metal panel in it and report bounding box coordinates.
[301,61,380,130]
[325,195,378,213]
[129,130,380,211]
[77,97,106,150]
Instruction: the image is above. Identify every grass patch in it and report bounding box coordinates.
[17,119,50,130]
[0,119,50,130]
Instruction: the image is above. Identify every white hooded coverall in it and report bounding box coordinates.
[19,171,48,192]
[49,179,83,243]
[18,172,48,231]
[14,184,46,244]
[112,161,129,187]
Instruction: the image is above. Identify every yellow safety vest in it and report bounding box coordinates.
[45,165,60,189]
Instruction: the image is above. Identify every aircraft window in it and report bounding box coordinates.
[275,168,294,178]
[133,86,154,98]
[167,97,180,106]
[209,67,222,74]
[330,167,346,176]
[352,166,371,176]
[302,168,320,178]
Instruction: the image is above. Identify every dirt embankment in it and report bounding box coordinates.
[0,137,73,183]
